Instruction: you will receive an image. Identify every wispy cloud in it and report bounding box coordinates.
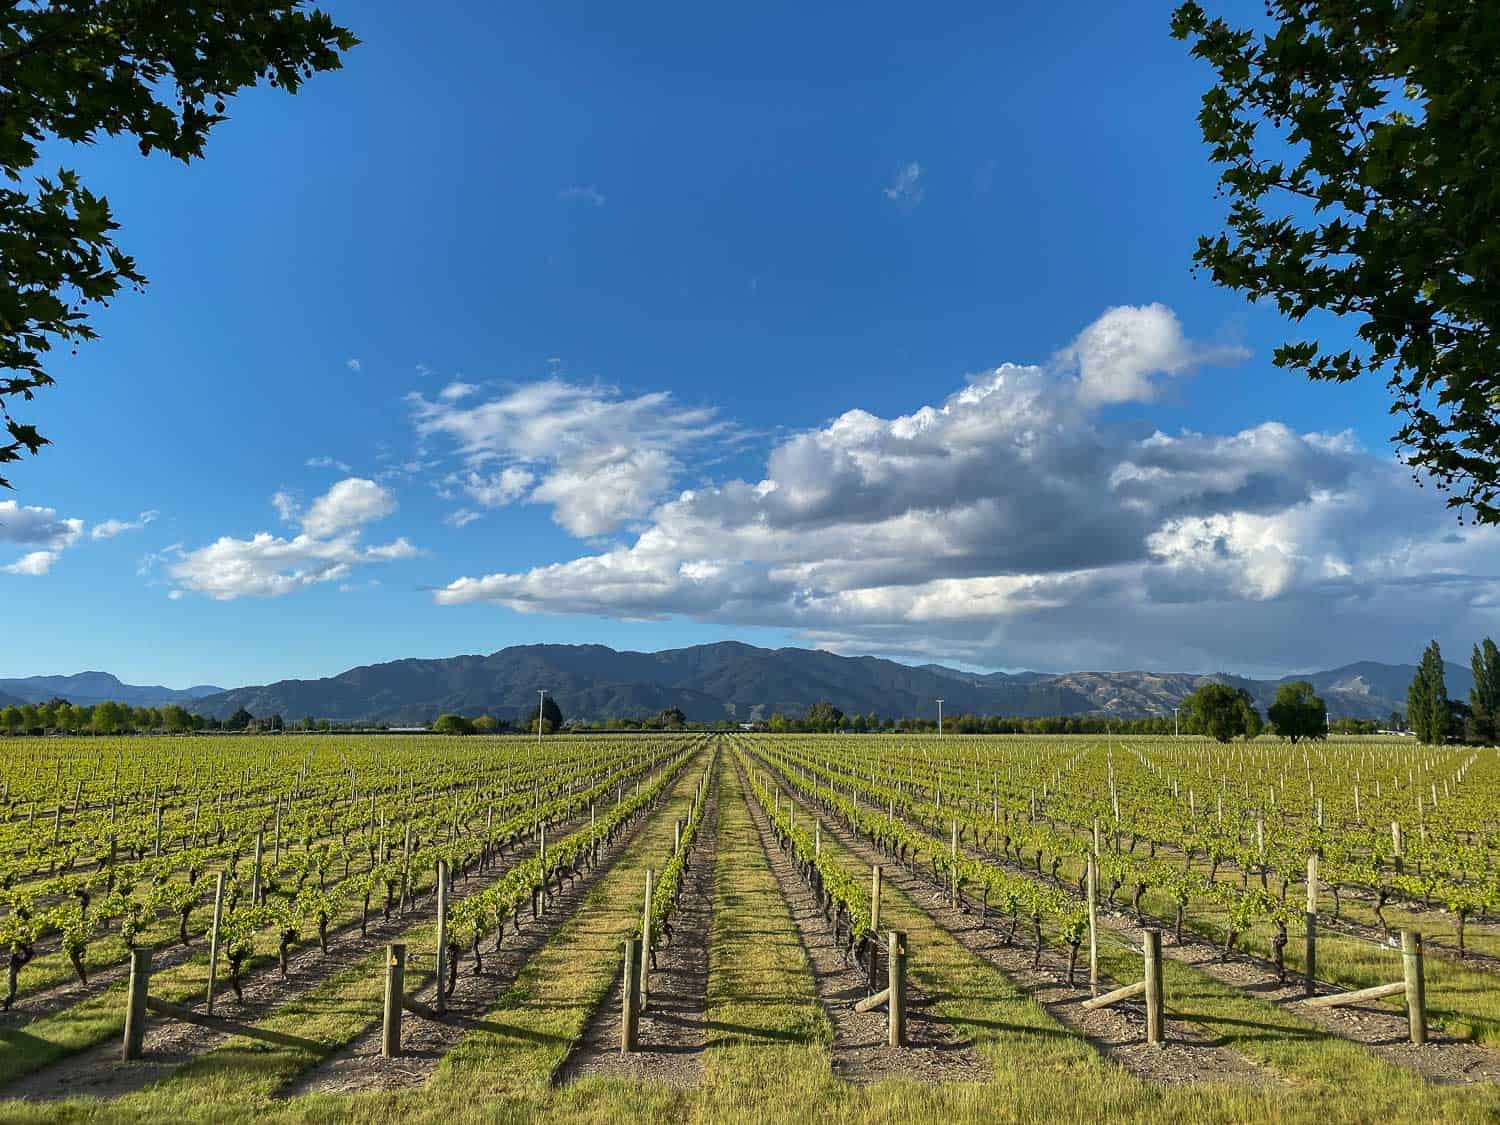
[408,379,735,537]
[346,357,362,372]
[883,161,924,208]
[307,456,353,473]
[92,510,159,541]
[558,185,606,207]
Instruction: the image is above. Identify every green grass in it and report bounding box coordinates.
[695,757,837,1114]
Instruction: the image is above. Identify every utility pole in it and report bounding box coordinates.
[936,699,944,736]
[1173,706,1180,738]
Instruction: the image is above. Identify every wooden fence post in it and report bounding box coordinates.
[1402,930,1427,1045]
[1304,854,1318,997]
[640,867,654,1012]
[205,872,225,1014]
[382,944,405,1058]
[887,930,907,1047]
[1143,929,1164,1047]
[539,823,547,910]
[621,937,641,1053]
[435,860,449,1015]
[122,948,150,1061]
[871,865,883,934]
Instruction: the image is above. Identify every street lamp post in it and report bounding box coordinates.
[936,699,944,736]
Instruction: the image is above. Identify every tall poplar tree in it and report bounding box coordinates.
[1407,641,1450,744]
[1469,638,1500,746]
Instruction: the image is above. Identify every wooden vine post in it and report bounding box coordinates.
[205,871,226,1014]
[123,948,150,1061]
[435,860,449,1016]
[888,930,907,1046]
[1304,853,1318,997]
[1086,852,1099,997]
[1143,929,1164,1046]
[621,937,641,1053]
[1082,928,1165,1047]
[640,867,654,1012]
[382,943,405,1058]
[949,821,958,905]
[251,829,264,905]
[1403,930,1428,1045]
[1305,928,1427,1044]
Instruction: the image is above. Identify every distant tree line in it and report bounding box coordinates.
[0,699,307,735]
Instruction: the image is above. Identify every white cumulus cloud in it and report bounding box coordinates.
[301,478,398,538]
[428,305,1500,674]
[3,550,59,576]
[167,478,415,600]
[1,500,84,576]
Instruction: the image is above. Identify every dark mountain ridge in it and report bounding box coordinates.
[179,642,1468,726]
[0,672,223,710]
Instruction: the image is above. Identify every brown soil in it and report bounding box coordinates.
[740,762,988,1086]
[3,814,576,1104]
[278,783,678,1097]
[556,765,720,1087]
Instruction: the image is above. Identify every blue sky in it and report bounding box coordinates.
[4,0,1493,688]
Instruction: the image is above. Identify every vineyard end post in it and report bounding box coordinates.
[122,948,151,1061]
[1143,929,1164,1047]
[621,937,641,1053]
[382,943,405,1058]
[888,930,907,1047]
[1402,930,1427,1045]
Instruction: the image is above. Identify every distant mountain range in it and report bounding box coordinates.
[157,642,1473,725]
[0,673,224,710]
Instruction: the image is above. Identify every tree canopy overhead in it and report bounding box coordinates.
[1,2,357,487]
[1172,2,1500,522]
